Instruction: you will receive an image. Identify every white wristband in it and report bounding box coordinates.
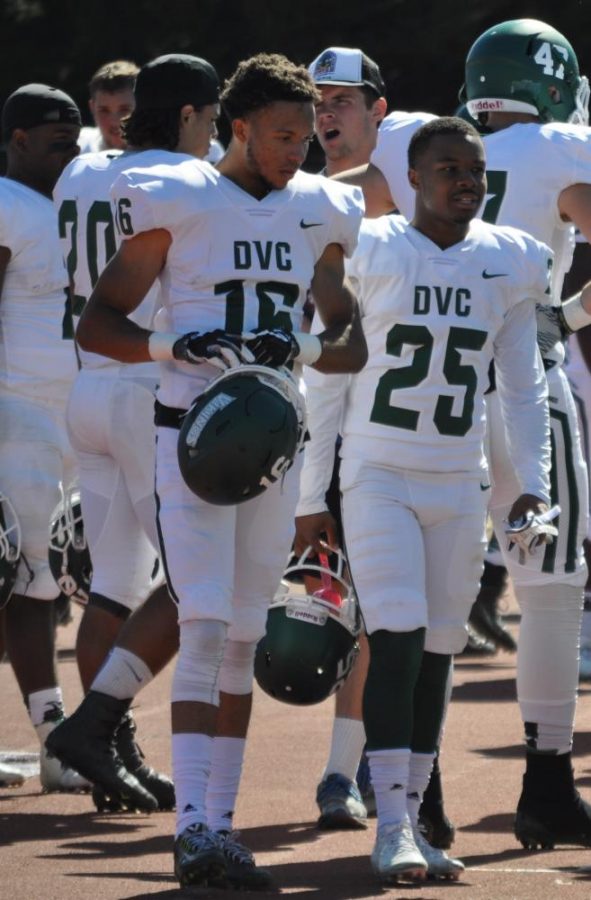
[148,332,179,361]
[293,332,322,366]
[560,293,591,333]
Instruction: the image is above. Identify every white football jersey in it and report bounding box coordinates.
[54,148,196,374]
[110,157,364,409]
[78,126,105,154]
[342,216,551,487]
[481,122,591,304]
[370,110,436,217]
[0,178,78,403]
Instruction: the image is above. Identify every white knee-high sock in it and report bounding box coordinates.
[516,582,583,754]
[91,647,153,699]
[368,748,410,827]
[322,717,366,782]
[406,752,435,828]
[206,736,246,833]
[173,733,213,837]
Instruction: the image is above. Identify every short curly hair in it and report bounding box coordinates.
[221,53,320,121]
[408,116,482,168]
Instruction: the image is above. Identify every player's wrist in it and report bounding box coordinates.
[148,332,180,361]
[293,332,322,366]
[560,292,591,333]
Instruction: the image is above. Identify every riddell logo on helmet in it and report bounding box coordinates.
[286,606,327,627]
[470,99,505,111]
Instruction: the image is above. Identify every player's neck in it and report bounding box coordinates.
[410,213,471,250]
[217,154,274,200]
[324,148,374,178]
[6,169,52,199]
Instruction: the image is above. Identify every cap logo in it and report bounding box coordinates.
[314,50,338,80]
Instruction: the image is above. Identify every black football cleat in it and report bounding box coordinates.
[116,711,175,810]
[515,752,591,850]
[45,691,158,812]
[419,752,456,849]
[469,561,517,652]
[174,824,226,888]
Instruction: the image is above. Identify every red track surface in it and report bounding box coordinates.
[2,602,591,900]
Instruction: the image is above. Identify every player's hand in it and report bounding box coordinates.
[294,511,339,557]
[242,328,299,368]
[173,330,254,370]
[504,495,560,564]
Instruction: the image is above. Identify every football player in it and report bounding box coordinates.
[0,84,88,792]
[73,52,367,890]
[296,116,553,883]
[307,45,387,834]
[48,53,222,815]
[337,18,591,853]
[77,60,138,153]
[306,47,387,829]
[309,45,455,849]
[460,18,591,851]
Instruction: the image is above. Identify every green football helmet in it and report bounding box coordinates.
[463,19,589,126]
[254,547,361,706]
[178,365,306,506]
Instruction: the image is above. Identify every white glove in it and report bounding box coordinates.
[504,504,560,565]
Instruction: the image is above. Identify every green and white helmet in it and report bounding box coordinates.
[463,19,589,126]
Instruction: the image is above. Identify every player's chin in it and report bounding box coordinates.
[274,168,299,188]
[450,205,478,224]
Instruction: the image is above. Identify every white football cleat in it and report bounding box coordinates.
[0,761,25,787]
[413,825,465,880]
[371,817,427,884]
[37,722,91,793]
[40,745,91,793]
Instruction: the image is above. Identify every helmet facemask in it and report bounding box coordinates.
[48,484,92,605]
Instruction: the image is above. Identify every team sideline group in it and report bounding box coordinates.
[2,16,591,890]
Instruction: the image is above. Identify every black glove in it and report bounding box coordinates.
[242,328,299,368]
[173,330,254,370]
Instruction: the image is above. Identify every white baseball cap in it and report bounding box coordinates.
[308,47,385,96]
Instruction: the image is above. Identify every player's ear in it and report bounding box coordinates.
[371,96,387,126]
[232,117,248,144]
[11,128,28,153]
[179,103,195,126]
[408,166,419,191]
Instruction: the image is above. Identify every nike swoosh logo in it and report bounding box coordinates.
[482,270,508,279]
[124,661,142,683]
[300,219,323,229]
[480,483,491,491]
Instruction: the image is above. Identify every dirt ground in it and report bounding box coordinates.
[2,599,591,900]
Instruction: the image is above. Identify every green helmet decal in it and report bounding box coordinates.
[464,19,589,125]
